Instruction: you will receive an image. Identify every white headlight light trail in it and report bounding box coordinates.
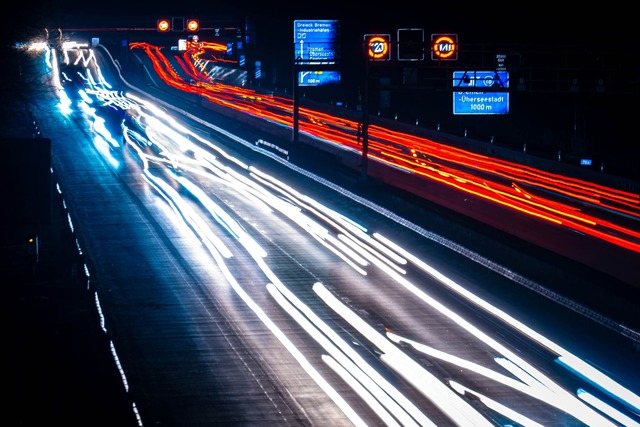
[268,281,435,427]
[314,282,494,426]
[576,388,640,427]
[449,381,544,427]
[374,232,639,423]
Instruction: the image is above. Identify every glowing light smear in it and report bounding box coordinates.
[129,41,640,254]
[50,42,639,426]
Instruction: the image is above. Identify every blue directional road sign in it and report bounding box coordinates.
[298,70,341,86]
[293,20,340,64]
[452,71,509,115]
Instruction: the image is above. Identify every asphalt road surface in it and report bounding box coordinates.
[2,43,639,427]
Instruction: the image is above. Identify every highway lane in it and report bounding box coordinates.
[112,40,640,332]
[121,40,640,286]
[107,94,640,425]
[40,89,342,424]
[27,41,640,426]
[130,41,640,252]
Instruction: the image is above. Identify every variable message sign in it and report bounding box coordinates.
[364,34,391,61]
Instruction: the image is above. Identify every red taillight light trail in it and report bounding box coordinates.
[129,42,640,254]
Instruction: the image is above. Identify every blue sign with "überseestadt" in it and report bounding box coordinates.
[294,20,340,64]
[452,71,509,115]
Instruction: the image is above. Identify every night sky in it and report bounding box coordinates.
[4,1,637,179]
[11,0,632,46]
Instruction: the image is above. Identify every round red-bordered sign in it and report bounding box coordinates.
[432,35,457,59]
[367,35,390,61]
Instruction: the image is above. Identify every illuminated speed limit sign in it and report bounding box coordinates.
[364,34,391,61]
[157,19,171,32]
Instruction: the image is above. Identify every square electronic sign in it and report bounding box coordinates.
[397,28,424,61]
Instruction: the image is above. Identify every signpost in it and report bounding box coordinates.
[452,71,509,115]
[298,70,340,86]
[293,20,340,64]
[292,20,341,143]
